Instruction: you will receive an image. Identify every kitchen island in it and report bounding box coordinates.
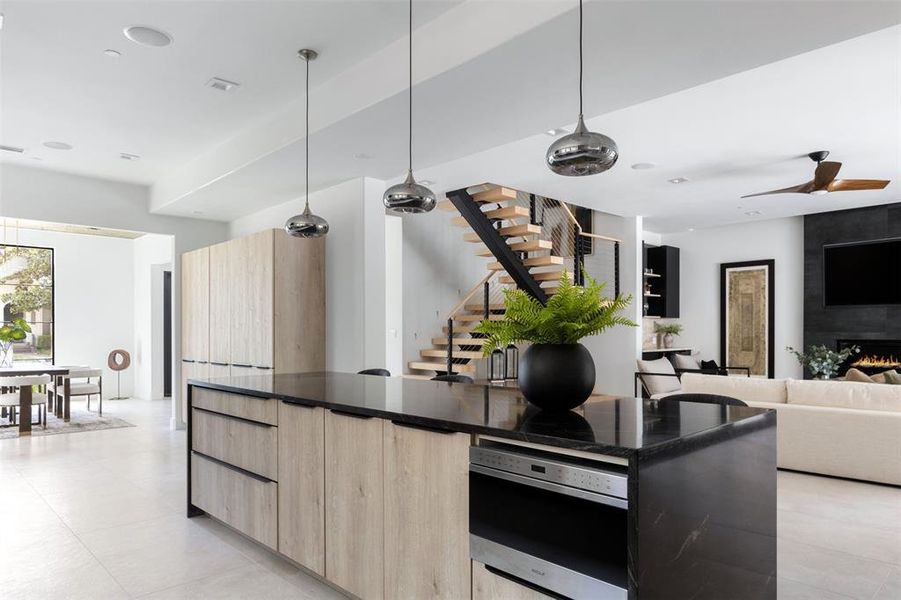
[187,371,776,600]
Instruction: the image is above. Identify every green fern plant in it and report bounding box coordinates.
[474,271,637,355]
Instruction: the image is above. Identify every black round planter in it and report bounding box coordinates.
[518,343,596,411]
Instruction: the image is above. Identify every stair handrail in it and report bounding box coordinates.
[445,270,498,320]
[557,201,622,244]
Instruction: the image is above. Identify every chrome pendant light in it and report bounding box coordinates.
[383,0,436,213]
[285,49,329,238]
[546,0,618,176]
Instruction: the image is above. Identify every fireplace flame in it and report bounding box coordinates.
[851,355,901,368]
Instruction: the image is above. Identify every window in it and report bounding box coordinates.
[0,244,54,363]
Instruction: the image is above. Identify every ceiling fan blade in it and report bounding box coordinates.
[826,179,891,192]
[740,182,812,198]
[813,161,842,189]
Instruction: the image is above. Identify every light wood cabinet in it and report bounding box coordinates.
[325,411,384,600]
[472,562,554,600]
[384,422,471,599]
[182,229,323,375]
[181,247,209,361]
[181,361,208,422]
[191,453,277,550]
[208,242,230,364]
[278,402,325,576]
[192,408,277,480]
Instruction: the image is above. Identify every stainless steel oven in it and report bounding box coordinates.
[469,442,629,600]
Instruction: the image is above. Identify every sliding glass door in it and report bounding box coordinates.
[0,244,54,363]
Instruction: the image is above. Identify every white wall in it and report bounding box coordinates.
[1,164,229,427]
[4,228,135,398]
[659,217,804,379]
[229,177,399,374]
[133,234,174,400]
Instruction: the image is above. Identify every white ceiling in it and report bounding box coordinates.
[0,0,461,184]
[1,0,899,232]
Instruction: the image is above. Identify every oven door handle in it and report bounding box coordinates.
[470,464,628,510]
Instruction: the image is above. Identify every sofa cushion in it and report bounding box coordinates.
[786,379,901,413]
[845,368,874,383]
[884,370,901,385]
[636,358,681,396]
[670,354,701,371]
[680,373,788,404]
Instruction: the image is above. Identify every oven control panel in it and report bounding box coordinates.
[470,445,628,500]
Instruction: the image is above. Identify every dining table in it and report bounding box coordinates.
[0,364,71,436]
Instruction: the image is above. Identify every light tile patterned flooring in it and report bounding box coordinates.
[1,399,898,599]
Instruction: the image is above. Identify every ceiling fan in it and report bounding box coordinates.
[741,151,890,199]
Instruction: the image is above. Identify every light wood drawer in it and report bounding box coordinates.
[192,387,277,425]
[192,408,277,481]
[191,453,278,550]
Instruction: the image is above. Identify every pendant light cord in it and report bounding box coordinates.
[305,56,311,212]
[408,0,413,172]
[578,0,583,117]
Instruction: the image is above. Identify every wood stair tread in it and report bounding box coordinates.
[454,314,501,322]
[431,337,488,346]
[442,325,477,334]
[408,361,476,373]
[487,256,564,270]
[473,187,518,204]
[474,239,552,256]
[463,303,506,311]
[500,271,570,283]
[421,349,484,359]
[464,224,540,242]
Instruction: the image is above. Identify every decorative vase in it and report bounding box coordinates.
[518,343,595,411]
[663,333,674,349]
[0,341,13,368]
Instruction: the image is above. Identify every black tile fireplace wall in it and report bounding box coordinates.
[804,203,901,375]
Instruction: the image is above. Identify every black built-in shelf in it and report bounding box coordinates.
[645,245,680,318]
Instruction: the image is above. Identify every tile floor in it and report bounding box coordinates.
[1,398,898,599]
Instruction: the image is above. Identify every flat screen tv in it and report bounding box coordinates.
[824,239,901,306]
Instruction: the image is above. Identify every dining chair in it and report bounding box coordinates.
[358,368,391,377]
[0,375,51,429]
[51,368,104,416]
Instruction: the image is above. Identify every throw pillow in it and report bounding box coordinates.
[883,370,901,385]
[700,359,719,371]
[670,354,701,371]
[844,368,874,384]
[636,357,681,396]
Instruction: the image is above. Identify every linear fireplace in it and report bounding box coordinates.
[836,339,901,375]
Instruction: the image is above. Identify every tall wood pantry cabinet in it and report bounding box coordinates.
[180,229,325,420]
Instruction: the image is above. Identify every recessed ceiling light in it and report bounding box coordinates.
[104,49,121,58]
[631,162,656,170]
[43,141,73,150]
[0,144,24,153]
[545,128,568,137]
[206,77,240,92]
[668,177,689,184]
[687,228,695,232]
[353,153,373,160]
[744,210,762,216]
[124,25,173,48]
[120,152,140,161]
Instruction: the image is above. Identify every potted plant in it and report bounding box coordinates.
[0,318,30,368]
[475,272,636,411]
[787,344,860,380]
[653,322,683,349]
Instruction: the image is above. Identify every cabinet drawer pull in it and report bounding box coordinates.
[210,362,229,366]
[391,420,456,435]
[182,359,196,363]
[253,366,272,370]
[193,451,273,484]
[329,409,374,420]
[232,363,252,368]
[282,399,316,409]
[194,406,274,428]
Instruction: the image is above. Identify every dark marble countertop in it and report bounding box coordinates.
[188,371,773,458]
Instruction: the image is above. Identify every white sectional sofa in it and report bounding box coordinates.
[680,373,901,486]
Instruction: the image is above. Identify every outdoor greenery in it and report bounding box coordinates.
[653,322,683,336]
[787,344,860,379]
[0,246,52,315]
[474,271,637,355]
[0,318,31,344]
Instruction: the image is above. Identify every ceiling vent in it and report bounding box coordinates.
[0,144,25,153]
[120,152,140,161]
[206,77,240,92]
